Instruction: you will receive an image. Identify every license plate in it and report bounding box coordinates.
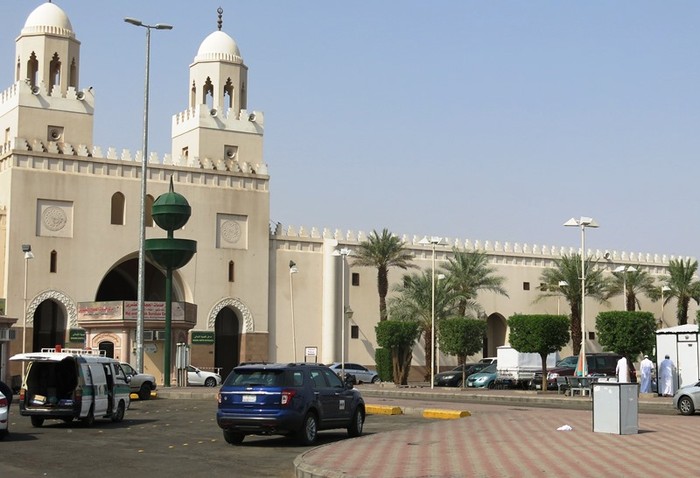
[241,395,256,403]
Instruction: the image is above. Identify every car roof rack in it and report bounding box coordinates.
[40,347,106,356]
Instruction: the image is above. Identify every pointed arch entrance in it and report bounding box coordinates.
[209,298,255,379]
[483,313,507,358]
[32,299,66,351]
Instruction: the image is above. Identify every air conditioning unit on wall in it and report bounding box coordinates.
[155,330,167,341]
[0,328,16,341]
[142,330,154,341]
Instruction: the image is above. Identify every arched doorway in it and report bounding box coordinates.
[32,300,66,351]
[215,307,240,379]
[95,258,169,301]
[99,341,115,358]
[483,313,507,358]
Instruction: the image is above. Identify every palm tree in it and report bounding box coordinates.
[537,254,609,355]
[440,248,508,316]
[662,258,700,325]
[388,271,463,380]
[352,229,417,321]
[608,266,658,311]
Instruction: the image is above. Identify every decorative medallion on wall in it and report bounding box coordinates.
[216,214,247,249]
[37,199,73,238]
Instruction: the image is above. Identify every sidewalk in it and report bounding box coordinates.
[155,384,685,478]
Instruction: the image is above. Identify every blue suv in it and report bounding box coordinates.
[216,363,365,445]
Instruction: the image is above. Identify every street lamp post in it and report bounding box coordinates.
[332,248,352,381]
[124,17,173,373]
[419,236,446,389]
[614,265,638,310]
[289,261,298,362]
[564,217,599,377]
[21,244,34,376]
[661,285,671,328]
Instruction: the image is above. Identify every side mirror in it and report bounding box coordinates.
[125,376,132,383]
[344,374,356,389]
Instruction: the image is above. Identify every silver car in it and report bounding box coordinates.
[327,362,379,384]
[673,381,700,415]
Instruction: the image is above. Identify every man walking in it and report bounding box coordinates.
[639,355,654,393]
[659,355,675,397]
[616,356,630,383]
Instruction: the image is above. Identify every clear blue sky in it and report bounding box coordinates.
[3,2,700,259]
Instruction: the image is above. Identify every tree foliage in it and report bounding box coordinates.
[507,314,570,391]
[595,311,657,362]
[537,254,609,355]
[438,317,486,363]
[375,320,421,385]
[352,229,417,321]
[661,259,700,325]
[608,266,658,311]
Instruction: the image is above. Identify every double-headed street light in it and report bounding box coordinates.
[564,217,599,377]
[613,265,638,310]
[124,17,172,373]
[332,248,352,381]
[418,236,446,389]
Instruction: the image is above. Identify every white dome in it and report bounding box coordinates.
[195,31,242,64]
[24,2,73,31]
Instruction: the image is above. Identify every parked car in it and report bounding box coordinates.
[479,357,498,364]
[120,362,158,400]
[673,381,700,415]
[217,363,365,445]
[187,365,222,387]
[434,363,488,387]
[534,353,636,390]
[327,363,379,384]
[466,362,498,389]
[0,388,9,440]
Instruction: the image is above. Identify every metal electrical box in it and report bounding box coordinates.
[592,382,639,435]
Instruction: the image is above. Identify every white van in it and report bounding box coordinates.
[10,347,131,427]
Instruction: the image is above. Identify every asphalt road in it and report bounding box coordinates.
[0,398,437,478]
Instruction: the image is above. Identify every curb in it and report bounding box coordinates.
[365,404,402,415]
[422,408,471,419]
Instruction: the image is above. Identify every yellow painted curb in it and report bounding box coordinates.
[366,404,403,415]
[422,408,471,419]
[130,391,158,400]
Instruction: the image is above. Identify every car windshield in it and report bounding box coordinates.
[481,363,497,374]
[224,369,286,387]
[556,356,578,368]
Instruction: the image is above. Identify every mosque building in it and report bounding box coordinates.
[0,3,690,386]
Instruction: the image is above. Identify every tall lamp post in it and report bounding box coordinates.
[660,285,671,328]
[124,17,173,373]
[613,265,638,310]
[21,244,34,376]
[289,261,298,362]
[564,217,598,377]
[418,236,446,389]
[332,248,352,381]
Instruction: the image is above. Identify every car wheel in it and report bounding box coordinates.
[204,377,217,387]
[0,429,7,440]
[223,430,245,445]
[30,416,44,428]
[487,381,496,390]
[112,400,125,423]
[347,407,365,438]
[82,407,95,427]
[679,396,695,416]
[371,376,380,384]
[296,412,318,445]
[138,383,151,400]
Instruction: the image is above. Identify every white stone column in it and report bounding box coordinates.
[321,238,338,364]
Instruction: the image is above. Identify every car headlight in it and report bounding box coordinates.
[443,374,456,380]
[547,373,559,379]
[475,376,487,383]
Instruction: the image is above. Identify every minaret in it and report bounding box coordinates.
[171,8,264,173]
[0,2,95,151]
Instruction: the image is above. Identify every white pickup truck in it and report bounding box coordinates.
[495,346,559,389]
[120,363,157,400]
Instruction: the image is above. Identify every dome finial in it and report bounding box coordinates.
[217,7,223,31]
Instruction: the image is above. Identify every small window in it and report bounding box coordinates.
[523,282,530,291]
[182,146,189,160]
[110,192,125,225]
[228,261,235,282]
[50,250,57,273]
[588,331,595,340]
[352,273,360,286]
[145,195,154,227]
[351,325,359,339]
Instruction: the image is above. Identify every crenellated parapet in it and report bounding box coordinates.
[172,104,264,131]
[271,224,691,269]
[0,80,95,119]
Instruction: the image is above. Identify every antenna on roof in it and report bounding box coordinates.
[217,7,223,31]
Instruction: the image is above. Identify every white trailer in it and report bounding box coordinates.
[495,345,559,389]
[656,325,700,395]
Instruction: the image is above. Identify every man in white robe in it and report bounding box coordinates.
[616,356,630,382]
[640,355,654,393]
[659,355,675,397]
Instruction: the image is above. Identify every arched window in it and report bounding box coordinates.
[27,52,38,87]
[146,195,154,227]
[111,192,125,225]
[50,250,58,273]
[203,77,214,109]
[49,53,61,93]
[16,57,20,82]
[228,261,235,282]
[224,78,233,114]
[190,81,196,108]
[69,58,77,88]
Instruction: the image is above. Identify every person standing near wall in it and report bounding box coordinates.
[616,356,630,383]
[659,355,675,397]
